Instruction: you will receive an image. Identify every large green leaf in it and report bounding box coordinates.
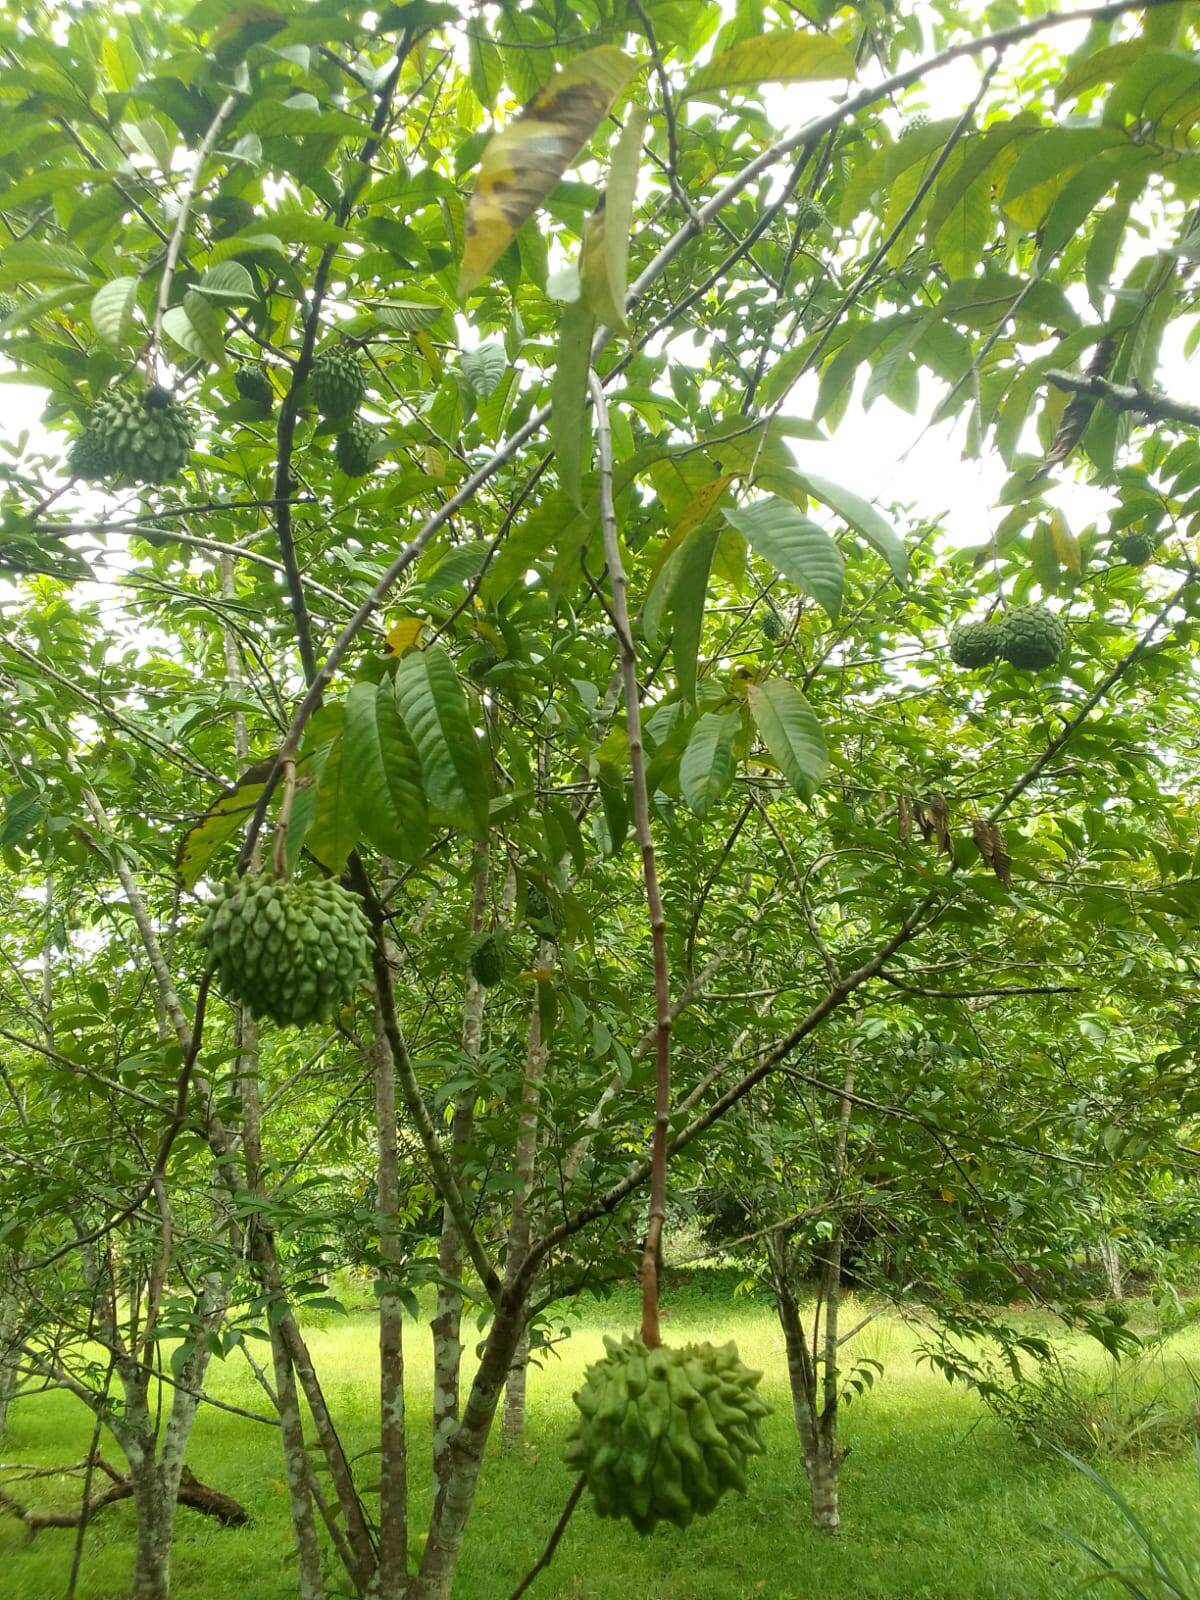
[551,294,594,507]
[669,523,720,703]
[680,712,738,817]
[91,276,139,346]
[582,105,646,336]
[175,772,267,889]
[306,731,361,874]
[724,497,844,621]
[684,31,855,97]
[343,680,429,863]
[461,340,506,398]
[748,680,827,802]
[393,647,491,837]
[458,47,637,296]
[790,471,909,586]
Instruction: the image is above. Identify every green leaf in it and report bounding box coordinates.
[683,31,855,97]
[343,680,429,863]
[175,773,266,889]
[724,497,844,621]
[162,291,226,365]
[306,731,361,874]
[393,647,491,837]
[748,680,827,802]
[239,100,365,138]
[790,471,908,586]
[669,523,720,703]
[91,275,139,346]
[194,260,256,305]
[680,712,738,817]
[581,105,646,336]
[458,46,637,296]
[461,340,506,398]
[551,294,594,507]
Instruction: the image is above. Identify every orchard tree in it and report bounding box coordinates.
[2,2,1200,1598]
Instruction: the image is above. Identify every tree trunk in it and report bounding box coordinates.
[432,848,491,1489]
[270,1323,326,1600]
[373,993,408,1594]
[501,1331,529,1451]
[414,1297,527,1600]
[0,1281,18,1441]
[129,1458,172,1600]
[805,1430,841,1532]
[1100,1237,1123,1299]
[767,1231,843,1534]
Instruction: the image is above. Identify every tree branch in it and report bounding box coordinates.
[1045,368,1200,429]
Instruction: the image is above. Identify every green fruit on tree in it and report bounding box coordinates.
[198,876,371,1028]
[1118,532,1156,567]
[898,112,930,139]
[949,619,1001,669]
[565,1335,770,1534]
[0,293,16,322]
[466,645,499,681]
[68,426,114,482]
[526,884,554,929]
[997,603,1066,671]
[794,196,826,234]
[760,607,783,643]
[335,420,376,477]
[471,933,504,988]
[311,346,366,419]
[234,363,274,407]
[89,385,194,485]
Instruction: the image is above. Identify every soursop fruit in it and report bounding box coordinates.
[760,606,783,643]
[90,386,194,485]
[335,420,376,477]
[68,425,113,481]
[1118,532,1156,567]
[525,883,555,932]
[565,1335,770,1534]
[198,875,371,1028]
[949,619,1001,669]
[794,196,826,234]
[0,293,16,322]
[898,112,930,139]
[234,363,274,407]
[470,933,504,988]
[311,346,365,419]
[997,603,1066,671]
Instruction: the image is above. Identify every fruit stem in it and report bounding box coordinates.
[272,756,297,881]
[588,371,672,1350]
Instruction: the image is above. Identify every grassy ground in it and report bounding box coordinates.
[3,1284,1197,1599]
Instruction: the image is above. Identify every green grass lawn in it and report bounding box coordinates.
[3,1285,1197,1599]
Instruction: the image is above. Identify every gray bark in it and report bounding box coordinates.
[373,991,409,1594]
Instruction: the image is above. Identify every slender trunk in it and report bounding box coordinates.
[1100,1237,1123,1299]
[432,848,490,1488]
[373,992,408,1593]
[501,938,553,1449]
[501,1331,529,1451]
[0,1283,18,1440]
[414,1297,528,1600]
[768,1232,842,1533]
[270,1323,326,1600]
[129,1453,171,1600]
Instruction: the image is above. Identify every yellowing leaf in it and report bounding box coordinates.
[458,46,637,298]
[684,32,855,98]
[581,105,646,336]
[386,615,425,656]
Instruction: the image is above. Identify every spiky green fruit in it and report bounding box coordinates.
[311,346,366,419]
[471,933,504,988]
[525,884,554,930]
[466,645,499,681]
[234,363,273,407]
[198,876,371,1028]
[760,607,783,643]
[794,195,826,234]
[1118,532,1156,567]
[335,420,376,477]
[565,1335,770,1534]
[949,619,1001,669]
[0,293,16,322]
[997,604,1066,671]
[90,386,194,485]
[68,426,114,481]
[899,113,930,139]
